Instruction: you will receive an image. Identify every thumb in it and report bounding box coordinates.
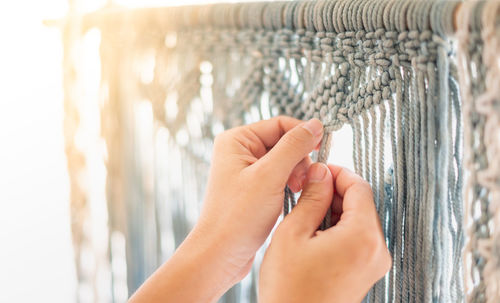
[282,163,333,237]
[254,118,323,187]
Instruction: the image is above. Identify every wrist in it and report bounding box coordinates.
[129,226,239,303]
[174,225,242,298]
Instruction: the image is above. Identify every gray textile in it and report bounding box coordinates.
[59,1,500,302]
[458,1,500,302]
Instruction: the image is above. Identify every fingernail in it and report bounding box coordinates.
[309,163,327,182]
[302,118,323,137]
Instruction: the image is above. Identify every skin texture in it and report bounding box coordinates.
[129,116,391,303]
[259,164,392,303]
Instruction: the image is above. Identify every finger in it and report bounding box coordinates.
[213,116,304,165]
[328,164,364,197]
[342,183,377,218]
[327,164,377,219]
[254,119,323,186]
[286,156,312,193]
[282,163,333,237]
[246,116,304,149]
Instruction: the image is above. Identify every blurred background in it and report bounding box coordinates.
[0,1,354,302]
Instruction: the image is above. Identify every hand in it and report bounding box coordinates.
[259,163,392,303]
[130,116,324,302]
[191,116,324,286]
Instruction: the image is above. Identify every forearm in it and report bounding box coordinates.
[130,117,324,302]
[129,227,237,303]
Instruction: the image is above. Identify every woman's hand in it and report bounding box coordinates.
[130,116,324,302]
[193,116,324,278]
[259,163,392,303]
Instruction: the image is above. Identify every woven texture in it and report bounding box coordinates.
[458,1,500,302]
[60,1,500,302]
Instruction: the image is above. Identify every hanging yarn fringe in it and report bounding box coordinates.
[458,1,500,302]
[57,0,500,302]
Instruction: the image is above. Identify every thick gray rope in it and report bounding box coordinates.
[77,1,487,302]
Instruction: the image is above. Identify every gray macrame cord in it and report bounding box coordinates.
[58,1,500,302]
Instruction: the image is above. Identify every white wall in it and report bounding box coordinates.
[0,1,75,302]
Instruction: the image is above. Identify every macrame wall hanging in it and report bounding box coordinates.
[56,0,500,302]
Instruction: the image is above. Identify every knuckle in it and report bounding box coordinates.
[272,115,290,126]
[352,228,387,265]
[362,229,383,252]
[271,115,285,123]
[380,250,393,274]
[371,248,392,280]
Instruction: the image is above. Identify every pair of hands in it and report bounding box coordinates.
[129,116,391,303]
